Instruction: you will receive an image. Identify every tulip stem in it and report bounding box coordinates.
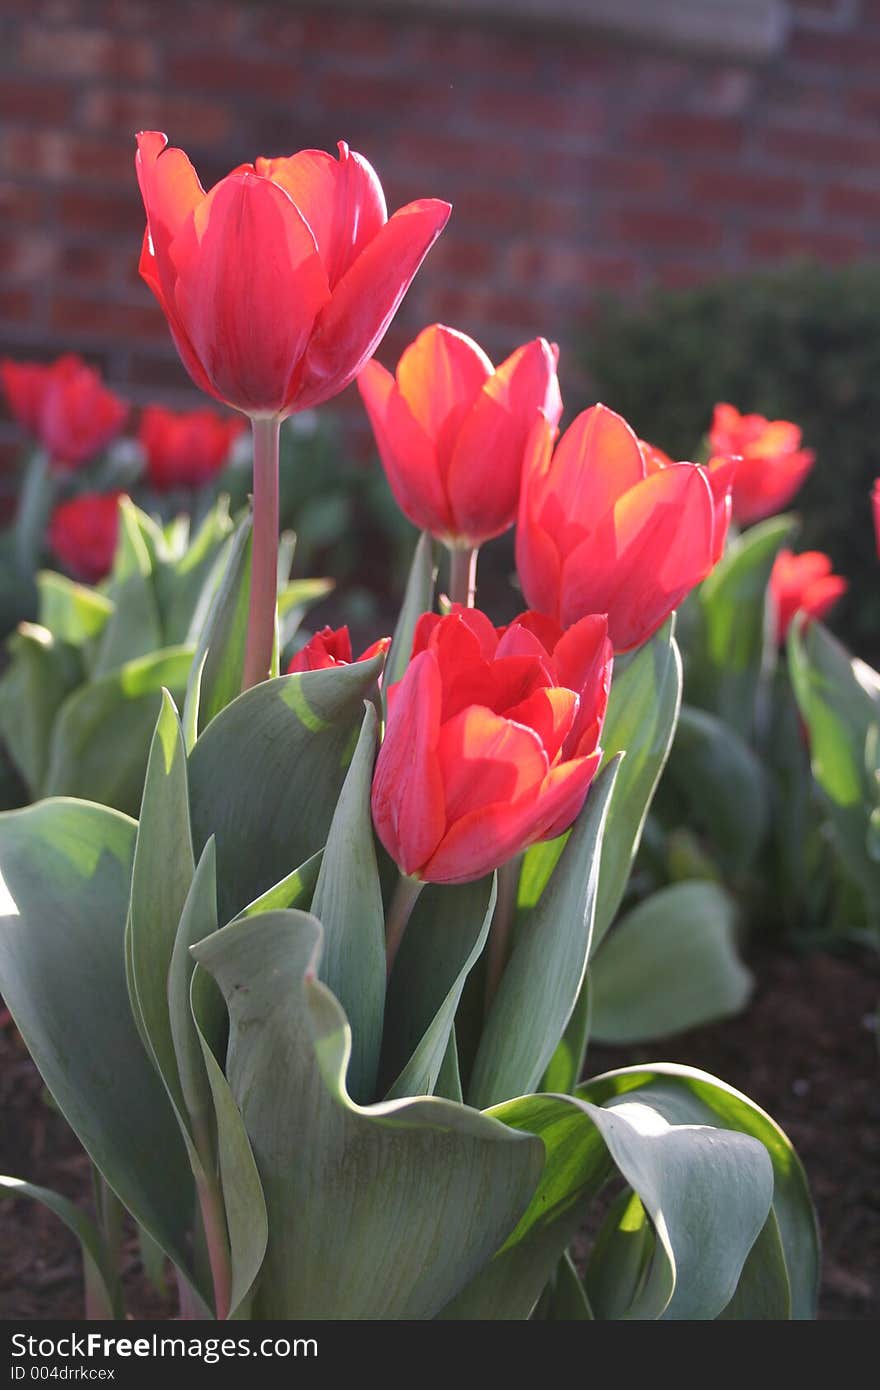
[448,545,479,609]
[484,855,523,1017]
[385,874,424,979]
[242,415,281,691]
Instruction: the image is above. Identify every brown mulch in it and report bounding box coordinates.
[1,947,878,1321]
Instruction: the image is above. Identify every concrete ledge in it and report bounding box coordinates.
[311,0,791,63]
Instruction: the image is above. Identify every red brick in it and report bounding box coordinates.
[0,79,74,125]
[845,85,880,123]
[429,238,496,279]
[0,181,44,224]
[689,169,807,211]
[506,242,635,295]
[471,89,604,137]
[300,12,392,58]
[0,288,36,324]
[81,90,230,145]
[19,25,157,81]
[128,352,198,396]
[390,130,526,180]
[604,207,723,251]
[57,241,122,283]
[630,112,744,155]
[2,130,132,183]
[653,262,719,291]
[454,188,576,236]
[791,30,880,68]
[0,233,55,279]
[168,51,298,102]
[50,293,169,342]
[763,127,880,169]
[60,189,142,236]
[746,226,866,262]
[822,183,880,218]
[587,155,669,195]
[405,24,542,81]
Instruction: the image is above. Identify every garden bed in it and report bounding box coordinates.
[2,944,877,1321]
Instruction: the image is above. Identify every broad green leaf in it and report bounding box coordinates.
[444,1080,773,1320]
[193,910,543,1320]
[92,567,162,677]
[540,972,592,1094]
[278,577,335,649]
[183,516,252,740]
[190,964,268,1318]
[584,1189,654,1320]
[44,646,192,816]
[690,515,794,737]
[0,1177,119,1319]
[718,1209,791,1319]
[0,800,198,1290]
[593,620,682,950]
[589,881,753,1044]
[533,1251,593,1320]
[14,449,52,575]
[382,874,497,1101]
[108,497,152,586]
[788,617,880,917]
[661,704,769,874]
[580,1062,819,1318]
[37,571,113,645]
[311,704,385,1102]
[0,623,81,795]
[129,692,196,1126]
[155,498,234,648]
[385,531,434,692]
[168,839,223,1161]
[468,759,620,1110]
[188,655,384,923]
[235,849,323,919]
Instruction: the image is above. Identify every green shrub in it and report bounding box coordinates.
[583,261,880,658]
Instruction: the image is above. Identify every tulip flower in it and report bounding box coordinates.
[372,605,612,932]
[709,403,814,526]
[135,131,450,692]
[516,404,728,653]
[47,492,122,584]
[287,626,390,674]
[769,548,847,642]
[1,355,128,471]
[138,405,245,492]
[357,325,561,603]
[639,437,736,565]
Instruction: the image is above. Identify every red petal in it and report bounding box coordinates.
[135,132,205,309]
[256,142,387,290]
[357,359,454,536]
[504,686,579,764]
[291,198,451,410]
[171,170,331,415]
[437,705,547,822]
[445,337,562,543]
[533,751,603,843]
[371,650,446,876]
[547,403,646,528]
[515,414,564,620]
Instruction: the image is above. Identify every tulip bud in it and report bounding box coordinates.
[709,402,814,526]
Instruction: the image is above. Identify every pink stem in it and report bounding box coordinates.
[448,545,479,608]
[241,415,281,691]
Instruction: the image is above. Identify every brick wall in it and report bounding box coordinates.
[2,0,880,474]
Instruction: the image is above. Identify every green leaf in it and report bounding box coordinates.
[188,655,384,923]
[129,692,196,1126]
[690,515,794,737]
[37,571,113,645]
[14,449,52,576]
[444,1078,773,1320]
[385,531,434,692]
[311,705,385,1102]
[183,516,252,741]
[0,800,198,1290]
[584,1189,654,1320]
[155,498,234,648]
[661,704,770,874]
[0,623,81,795]
[540,972,592,1094]
[533,1251,593,1320]
[44,646,192,816]
[0,1176,119,1319]
[190,963,268,1318]
[593,620,682,950]
[382,874,497,1101]
[278,577,335,649]
[580,1062,819,1318]
[192,910,543,1320]
[589,881,753,1044]
[93,501,163,675]
[467,759,620,1110]
[788,617,880,917]
[718,1209,791,1319]
[235,849,323,918]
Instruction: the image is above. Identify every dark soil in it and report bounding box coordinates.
[1,947,878,1321]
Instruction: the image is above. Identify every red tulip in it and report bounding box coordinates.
[872,479,880,560]
[516,404,725,653]
[286,626,390,674]
[769,548,847,642]
[640,438,736,565]
[709,403,814,526]
[372,605,612,885]
[47,492,122,583]
[138,405,245,491]
[135,132,451,418]
[1,355,128,470]
[357,324,562,545]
